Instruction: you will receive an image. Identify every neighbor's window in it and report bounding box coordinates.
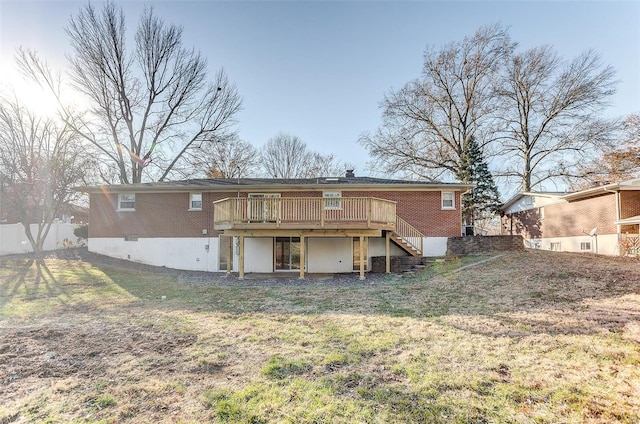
[324,191,342,210]
[190,192,203,210]
[550,242,561,251]
[441,191,455,209]
[118,193,136,211]
[580,241,591,251]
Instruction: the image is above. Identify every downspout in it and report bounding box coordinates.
[604,188,621,255]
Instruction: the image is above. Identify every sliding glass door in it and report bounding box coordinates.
[275,237,301,270]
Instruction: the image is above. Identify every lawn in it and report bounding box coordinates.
[1,250,639,423]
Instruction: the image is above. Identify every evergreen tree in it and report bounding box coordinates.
[456,136,501,228]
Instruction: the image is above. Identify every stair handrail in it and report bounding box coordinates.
[395,216,424,255]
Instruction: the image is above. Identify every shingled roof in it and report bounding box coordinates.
[79,176,473,193]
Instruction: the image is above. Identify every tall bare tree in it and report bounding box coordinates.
[497,46,617,191]
[190,135,259,178]
[360,24,514,181]
[261,133,310,179]
[260,132,347,178]
[17,2,241,184]
[572,113,640,189]
[0,95,88,252]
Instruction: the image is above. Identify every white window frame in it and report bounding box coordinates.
[189,192,203,211]
[323,191,342,210]
[580,241,592,251]
[118,193,136,211]
[441,191,455,210]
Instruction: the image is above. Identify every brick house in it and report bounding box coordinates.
[82,175,471,277]
[501,178,640,255]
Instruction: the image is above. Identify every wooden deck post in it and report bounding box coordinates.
[226,236,232,275]
[299,235,305,280]
[359,235,365,280]
[238,235,245,280]
[385,231,391,273]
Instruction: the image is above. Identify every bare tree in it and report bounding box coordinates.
[306,152,352,178]
[260,133,311,178]
[189,136,259,178]
[17,2,241,184]
[496,46,617,191]
[260,132,348,178]
[360,24,514,181]
[0,95,88,252]
[572,113,640,189]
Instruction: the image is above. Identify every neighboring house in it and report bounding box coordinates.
[81,174,472,278]
[501,179,640,255]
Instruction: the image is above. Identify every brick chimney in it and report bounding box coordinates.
[345,169,355,178]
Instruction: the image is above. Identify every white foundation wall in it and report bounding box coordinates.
[307,237,353,273]
[0,223,80,255]
[244,238,274,272]
[525,234,619,256]
[89,237,220,271]
[422,237,448,256]
[368,237,405,269]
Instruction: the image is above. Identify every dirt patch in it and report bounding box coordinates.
[0,315,196,386]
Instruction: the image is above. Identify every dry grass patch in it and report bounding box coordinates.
[1,251,639,422]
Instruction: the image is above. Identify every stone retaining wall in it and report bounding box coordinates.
[370,256,434,273]
[446,235,524,256]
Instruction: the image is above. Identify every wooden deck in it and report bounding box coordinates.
[213,197,397,231]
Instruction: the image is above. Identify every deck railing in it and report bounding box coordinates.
[395,216,424,254]
[620,235,640,256]
[213,197,397,230]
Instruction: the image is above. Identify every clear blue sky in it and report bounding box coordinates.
[1,0,639,182]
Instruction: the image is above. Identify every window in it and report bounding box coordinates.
[190,193,202,210]
[441,191,455,209]
[118,193,135,211]
[248,193,280,222]
[124,233,138,241]
[580,241,592,251]
[550,242,561,251]
[323,191,342,210]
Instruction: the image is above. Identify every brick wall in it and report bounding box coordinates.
[620,191,640,219]
[370,256,435,273]
[90,188,463,238]
[89,191,229,238]
[504,193,617,238]
[345,190,462,237]
[446,235,525,256]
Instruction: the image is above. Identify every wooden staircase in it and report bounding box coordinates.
[391,217,425,257]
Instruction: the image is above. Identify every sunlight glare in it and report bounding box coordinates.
[0,63,62,118]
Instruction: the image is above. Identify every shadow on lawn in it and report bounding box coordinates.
[0,258,70,311]
[89,251,640,339]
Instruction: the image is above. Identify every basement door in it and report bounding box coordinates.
[275,237,301,270]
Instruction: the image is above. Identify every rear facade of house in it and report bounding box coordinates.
[501,179,640,255]
[85,176,470,275]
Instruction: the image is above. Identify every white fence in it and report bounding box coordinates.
[0,223,83,255]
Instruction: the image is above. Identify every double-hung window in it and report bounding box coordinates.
[190,193,203,210]
[441,191,455,210]
[118,193,136,211]
[323,192,342,210]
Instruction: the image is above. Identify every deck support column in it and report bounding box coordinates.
[299,235,306,279]
[238,235,245,280]
[385,231,391,274]
[359,235,365,280]
[226,236,233,275]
